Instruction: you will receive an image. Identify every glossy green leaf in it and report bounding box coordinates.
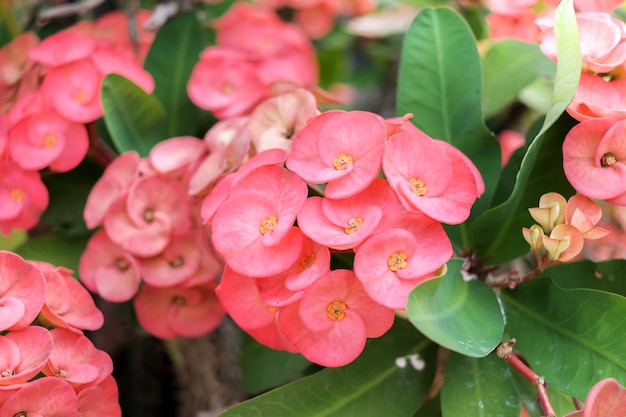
[407,259,505,358]
[14,233,89,274]
[467,113,576,266]
[538,0,580,136]
[143,12,207,138]
[502,278,626,399]
[541,259,626,297]
[0,229,27,251]
[482,40,555,118]
[241,333,312,395]
[441,352,519,417]
[220,318,437,417]
[101,73,166,157]
[396,7,501,218]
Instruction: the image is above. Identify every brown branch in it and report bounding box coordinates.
[37,0,106,22]
[496,339,556,417]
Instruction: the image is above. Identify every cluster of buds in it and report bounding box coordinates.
[204,110,484,367]
[0,251,119,416]
[523,192,609,265]
[0,11,155,234]
[79,137,228,340]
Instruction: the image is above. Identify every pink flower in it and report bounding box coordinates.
[497,130,526,166]
[0,376,79,417]
[353,211,452,309]
[138,233,202,288]
[383,131,484,224]
[79,229,142,302]
[278,269,394,367]
[28,30,96,67]
[0,326,53,387]
[211,165,308,276]
[296,178,402,251]
[42,328,113,389]
[566,194,610,239]
[32,261,104,332]
[286,110,387,199]
[133,281,225,339]
[103,176,192,257]
[148,136,207,181]
[0,251,46,331]
[564,378,626,417]
[562,117,626,201]
[567,73,626,122]
[83,151,141,229]
[0,162,49,235]
[76,375,121,417]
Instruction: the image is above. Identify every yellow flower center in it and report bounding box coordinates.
[260,215,278,234]
[327,300,348,320]
[75,89,88,104]
[1,368,15,377]
[344,217,363,234]
[298,252,316,271]
[409,178,427,196]
[333,153,354,170]
[387,252,408,272]
[10,188,24,202]
[44,133,57,148]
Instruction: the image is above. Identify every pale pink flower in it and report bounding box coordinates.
[0,162,49,235]
[0,376,79,417]
[566,194,610,239]
[564,378,626,417]
[567,73,626,122]
[76,375,121,417]
[0,326,53,387]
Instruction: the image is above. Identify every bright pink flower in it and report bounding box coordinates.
[283,236,331,292]
[567,73,626,122]
[104,176,192,257]
[32,261,104,332]
[286,110,387,199]
[353,211,452,309]
[296,178,402,250]
[76,375,121,417]
[138,233,201,288]
[539,12,626,74]
[248,88,319,153]
[0,32,39,100]
[0,251,46,331]
[90,47,154,93]
[79,229,142,302]
[0,376,79,417]
[95,9,154,64]
[133,281,225,339]
[28,30,96,67]
[83,151,141,229]
[211,165,308,276]
[0,326,53,387]
[8,108,89,172]
[188,47,269,119]
[497,130,526,166]
[0,162,48,235]
[41,58,104,123]
[562,118,626,201]
[383,131,484,224]
[566,194,610,239]
[43,328,113,389]
[486,10,540,42]
[200,148,286,224]
[564,378,626,417]
[278,269,394,367]
[148,136,206,180]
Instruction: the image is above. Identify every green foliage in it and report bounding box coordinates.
[502,278,626,399]
[221,319,437,417]
[407,259,505,358]
[542,259,626,297]
[14,233,89,274]
[143,12,210,138]
[441,352,519,417]
[396,7,501,220]
[101,73,166,157]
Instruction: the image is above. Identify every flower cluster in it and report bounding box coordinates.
[0,250,120,416]
[523,192,609,263]
[564,378,626,417]
[79,137,227,339]
[206,110,484,367]
[0,10,154,235]
[187,3,318,119]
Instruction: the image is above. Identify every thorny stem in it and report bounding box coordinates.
[496,340,557,417]
[488,253,556,289]
[87,122,117,168]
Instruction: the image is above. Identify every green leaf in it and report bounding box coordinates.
[143,12,207,138]
[396,7,501,218]
[0,229,27,251]
[101,73,166,157]
[241,333,312,395]
[542,259,626,297]
[220,318,437,417]
[482,40,555,118]
[467,113,576,266]
[502,278,626,399]
[14,233,90,273]
[407,259,505,358]
[441,352,519,417]
[538,0,580,136]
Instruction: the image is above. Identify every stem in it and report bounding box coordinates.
[496,339,557,417]
[489,254,555,289]
[87,122,118,168]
